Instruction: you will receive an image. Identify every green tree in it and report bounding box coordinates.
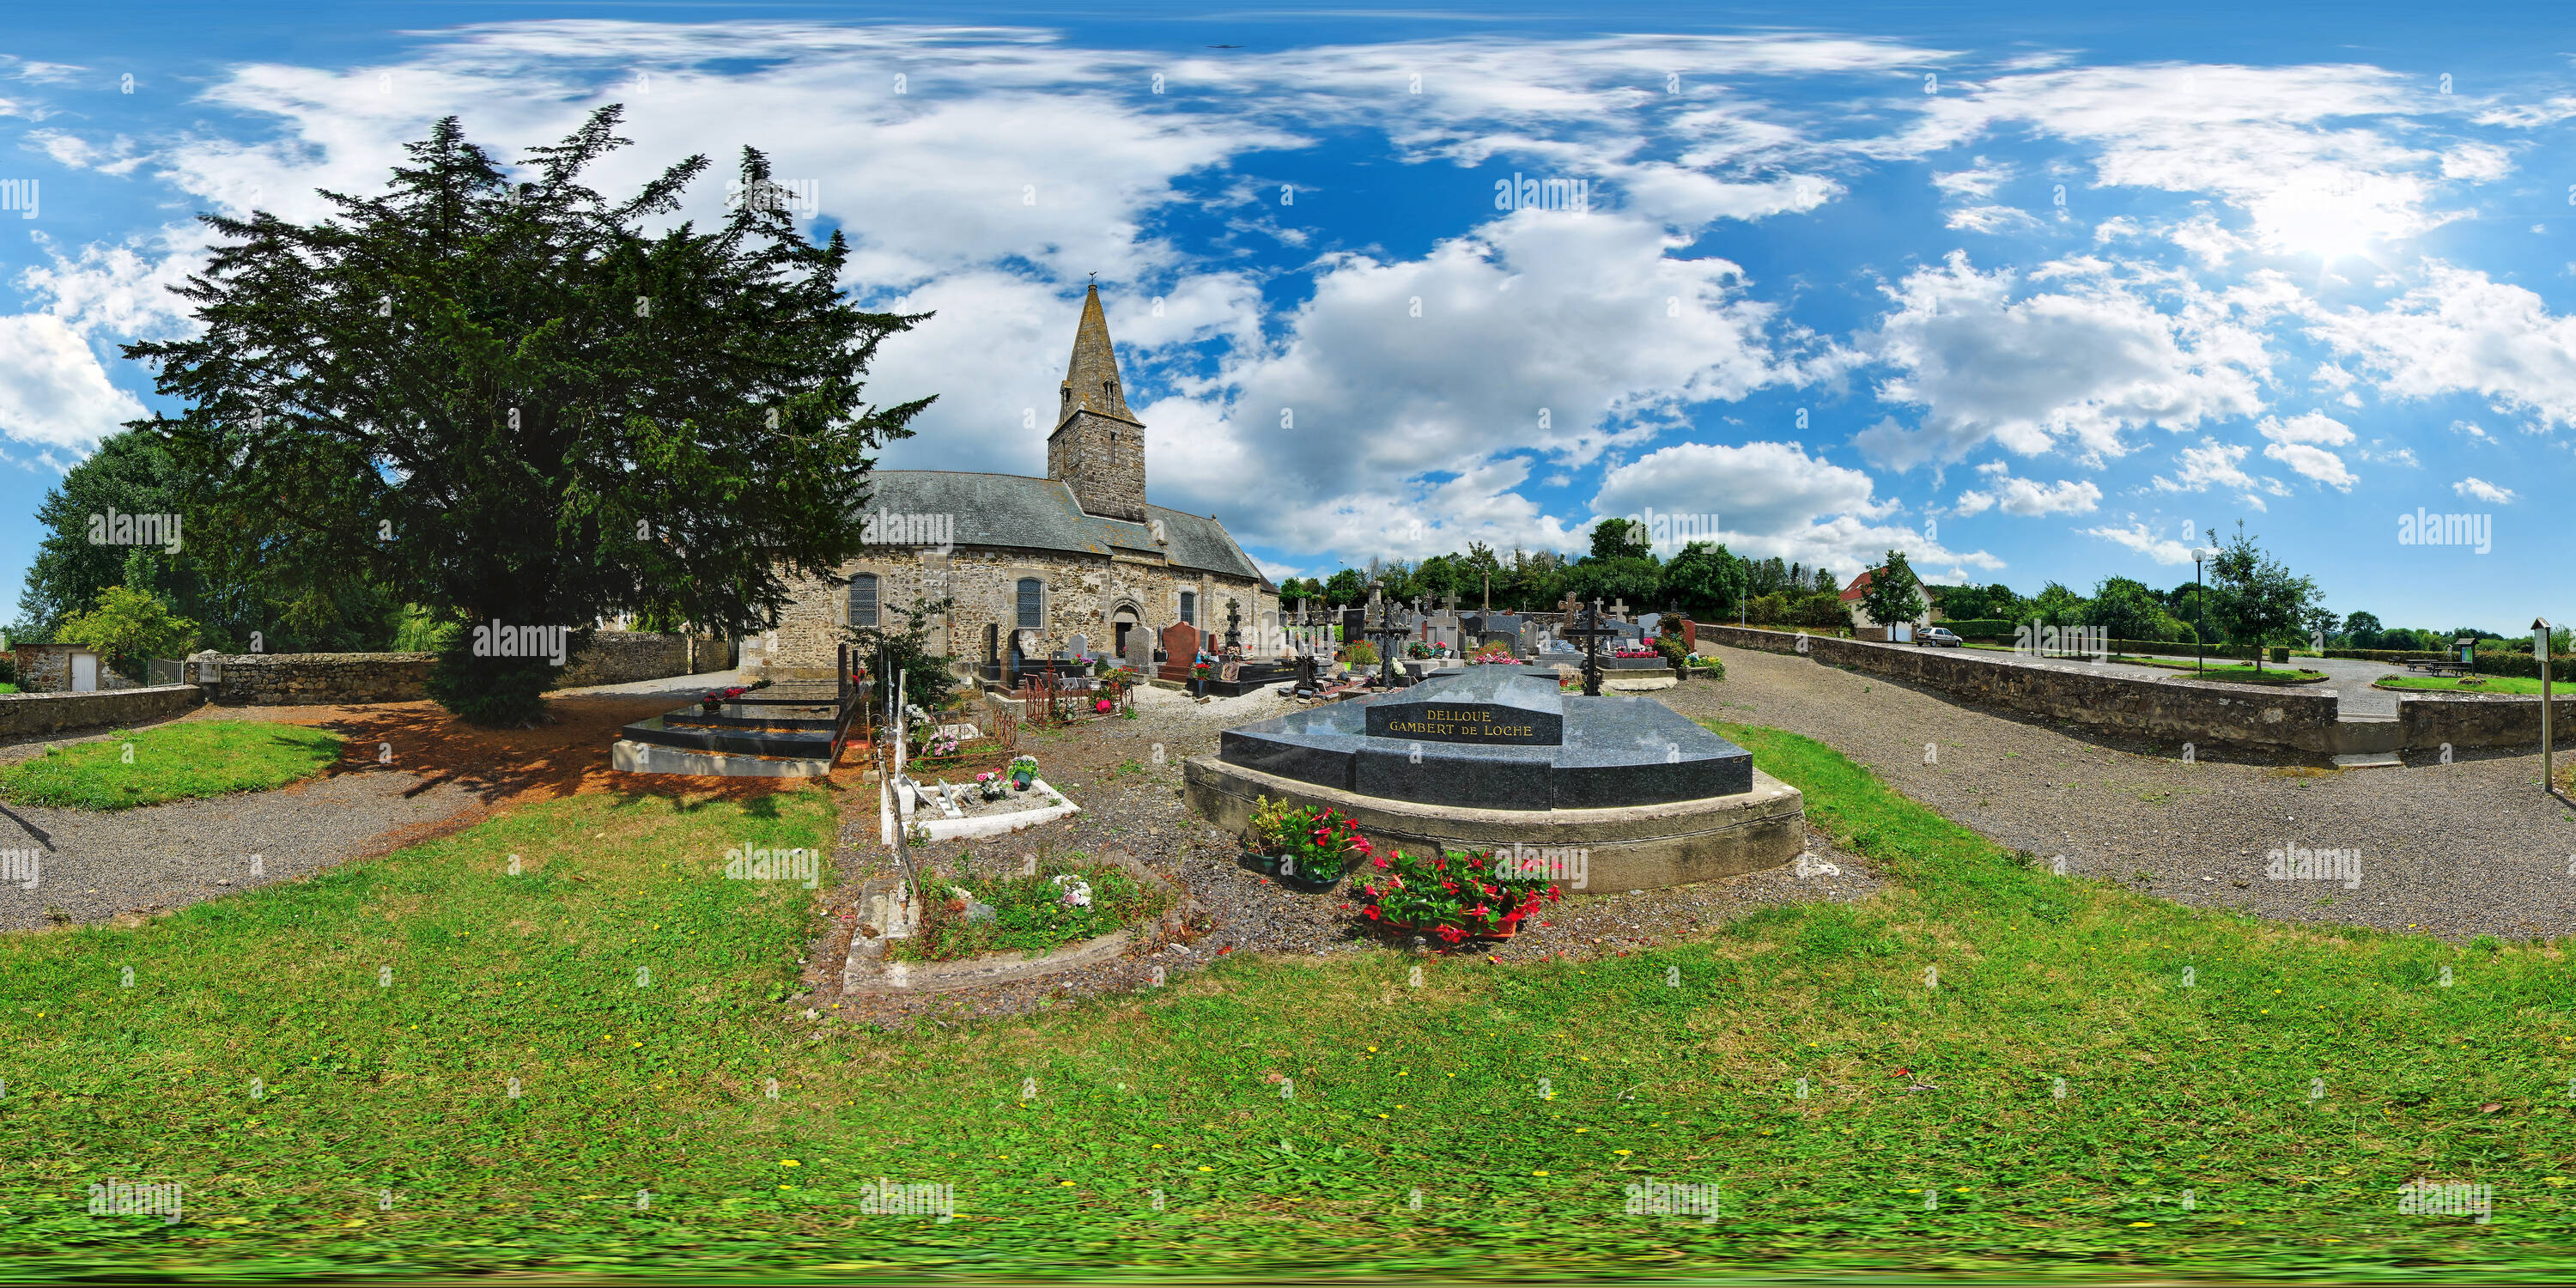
[125,109,931,725]
[2207,523,2318,671]
[1856,550,1926,629]
[1565,556,1662,610]
[1589,518,1646,559]
[2028,581,2088,629]
[1323,568,1366,607]
[844,594,954,721]
[2082,576,2169,641]
[1937,581,2020,621]
[1414,555,1458,605]
[2341,610,2384,649]
[1662,541,1747,619]
[56,585,200,678]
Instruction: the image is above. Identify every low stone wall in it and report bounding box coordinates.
[191,634,737,707]
[196,653,436,706]
[2397,693,2576,751]
[0,683,204,736]
[1696,623,2342,754]
[556,633,732,689]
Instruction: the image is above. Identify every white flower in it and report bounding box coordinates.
[1051,874,1094,908]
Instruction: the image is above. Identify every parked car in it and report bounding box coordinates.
[1918,627,1964,647]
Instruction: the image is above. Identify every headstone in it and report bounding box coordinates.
[1126,623,1154,674]
[1637,612,1661,638]
[1068,632,1090,662]
[1158,620,1203,683]
[1364,665,1564,745]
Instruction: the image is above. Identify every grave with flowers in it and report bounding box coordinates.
[1185,665,1804,897]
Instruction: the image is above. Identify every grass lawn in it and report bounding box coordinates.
[2377,674,2549,696]
[2108,656,2329,684]
[0,721,345,810]
[3,736,2572,1279]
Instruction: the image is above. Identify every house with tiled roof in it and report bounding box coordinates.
[744,285,1275,681]
[1839,566,1935,630]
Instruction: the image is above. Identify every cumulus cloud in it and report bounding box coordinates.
[1855,251,2267,469]
[2452,477,2515,503]
[2082,518,2201,565]
[2253,410,2356,489]
[1590,439,1999,573]
[0,315,149,454]
[1952,470,2101,517]
[2306,263,2576,428]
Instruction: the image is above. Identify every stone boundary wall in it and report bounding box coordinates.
[191,634,735,707]
[1690,622,2342,754]
[196,653,436,706]
[0,683,204,737]
[2397,693,2576,751]
[555,633,732,689]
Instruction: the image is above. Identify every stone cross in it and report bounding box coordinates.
[1559,598,1624,697]
[1224,598,1243,652]
[1610,598,1630,619]
[1364,594,1411,690]
[1441,592,1459,613]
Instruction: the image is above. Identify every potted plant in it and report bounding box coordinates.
[1008,755,1040,791]
[975,770,1006,801]
[1352,847,1558,944]
[1243,796,1372,890]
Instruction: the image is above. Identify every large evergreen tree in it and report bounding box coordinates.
[122,109,932,723]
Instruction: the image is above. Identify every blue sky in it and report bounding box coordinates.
[3,1,2572,635]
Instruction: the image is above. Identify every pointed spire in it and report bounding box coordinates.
[1059,283,1133,425]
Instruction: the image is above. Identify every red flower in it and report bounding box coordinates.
[1371,856,1389,869]
[1468,903,1491,921]
[1363,907,1382,920]
[1434,924,1465,944]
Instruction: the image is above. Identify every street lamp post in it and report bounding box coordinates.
[2540,617,2557,797]
[2190,548,2212,673]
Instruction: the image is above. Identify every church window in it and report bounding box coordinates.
[848,573,879,628]
[1017,578,1045,629]
[1179,590,1196,625]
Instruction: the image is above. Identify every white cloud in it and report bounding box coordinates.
[1856,251,2267,469]
[1141,209,1832,550]
[2450,419,2492,441]
[1877,63,2471,255]
[1932,158,2011,198]
[1590,439,1998,573]
[1946,204,2043,234]
[2152,437,2255,494]
[2453,477,2515,503]
[0,315,148,453]
[2307,263,2576,428]
[2262,440,2355,489]
[2082,519,2200,565]
[1953,471,2100,517]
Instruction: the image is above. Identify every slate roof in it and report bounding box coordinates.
[854,470,1267,585]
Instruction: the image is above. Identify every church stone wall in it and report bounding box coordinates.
[748,546,1273,680]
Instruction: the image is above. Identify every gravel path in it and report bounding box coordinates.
[0,768,482,932]
[1664,645,2576,943]
[809,679,1875,1028]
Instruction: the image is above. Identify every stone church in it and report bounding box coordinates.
[744,284,1275,683]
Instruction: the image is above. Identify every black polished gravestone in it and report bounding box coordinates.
[1363,664,1562,745]
[1220,668,1750,811]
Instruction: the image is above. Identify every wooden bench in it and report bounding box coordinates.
[2403,659,2473,677]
